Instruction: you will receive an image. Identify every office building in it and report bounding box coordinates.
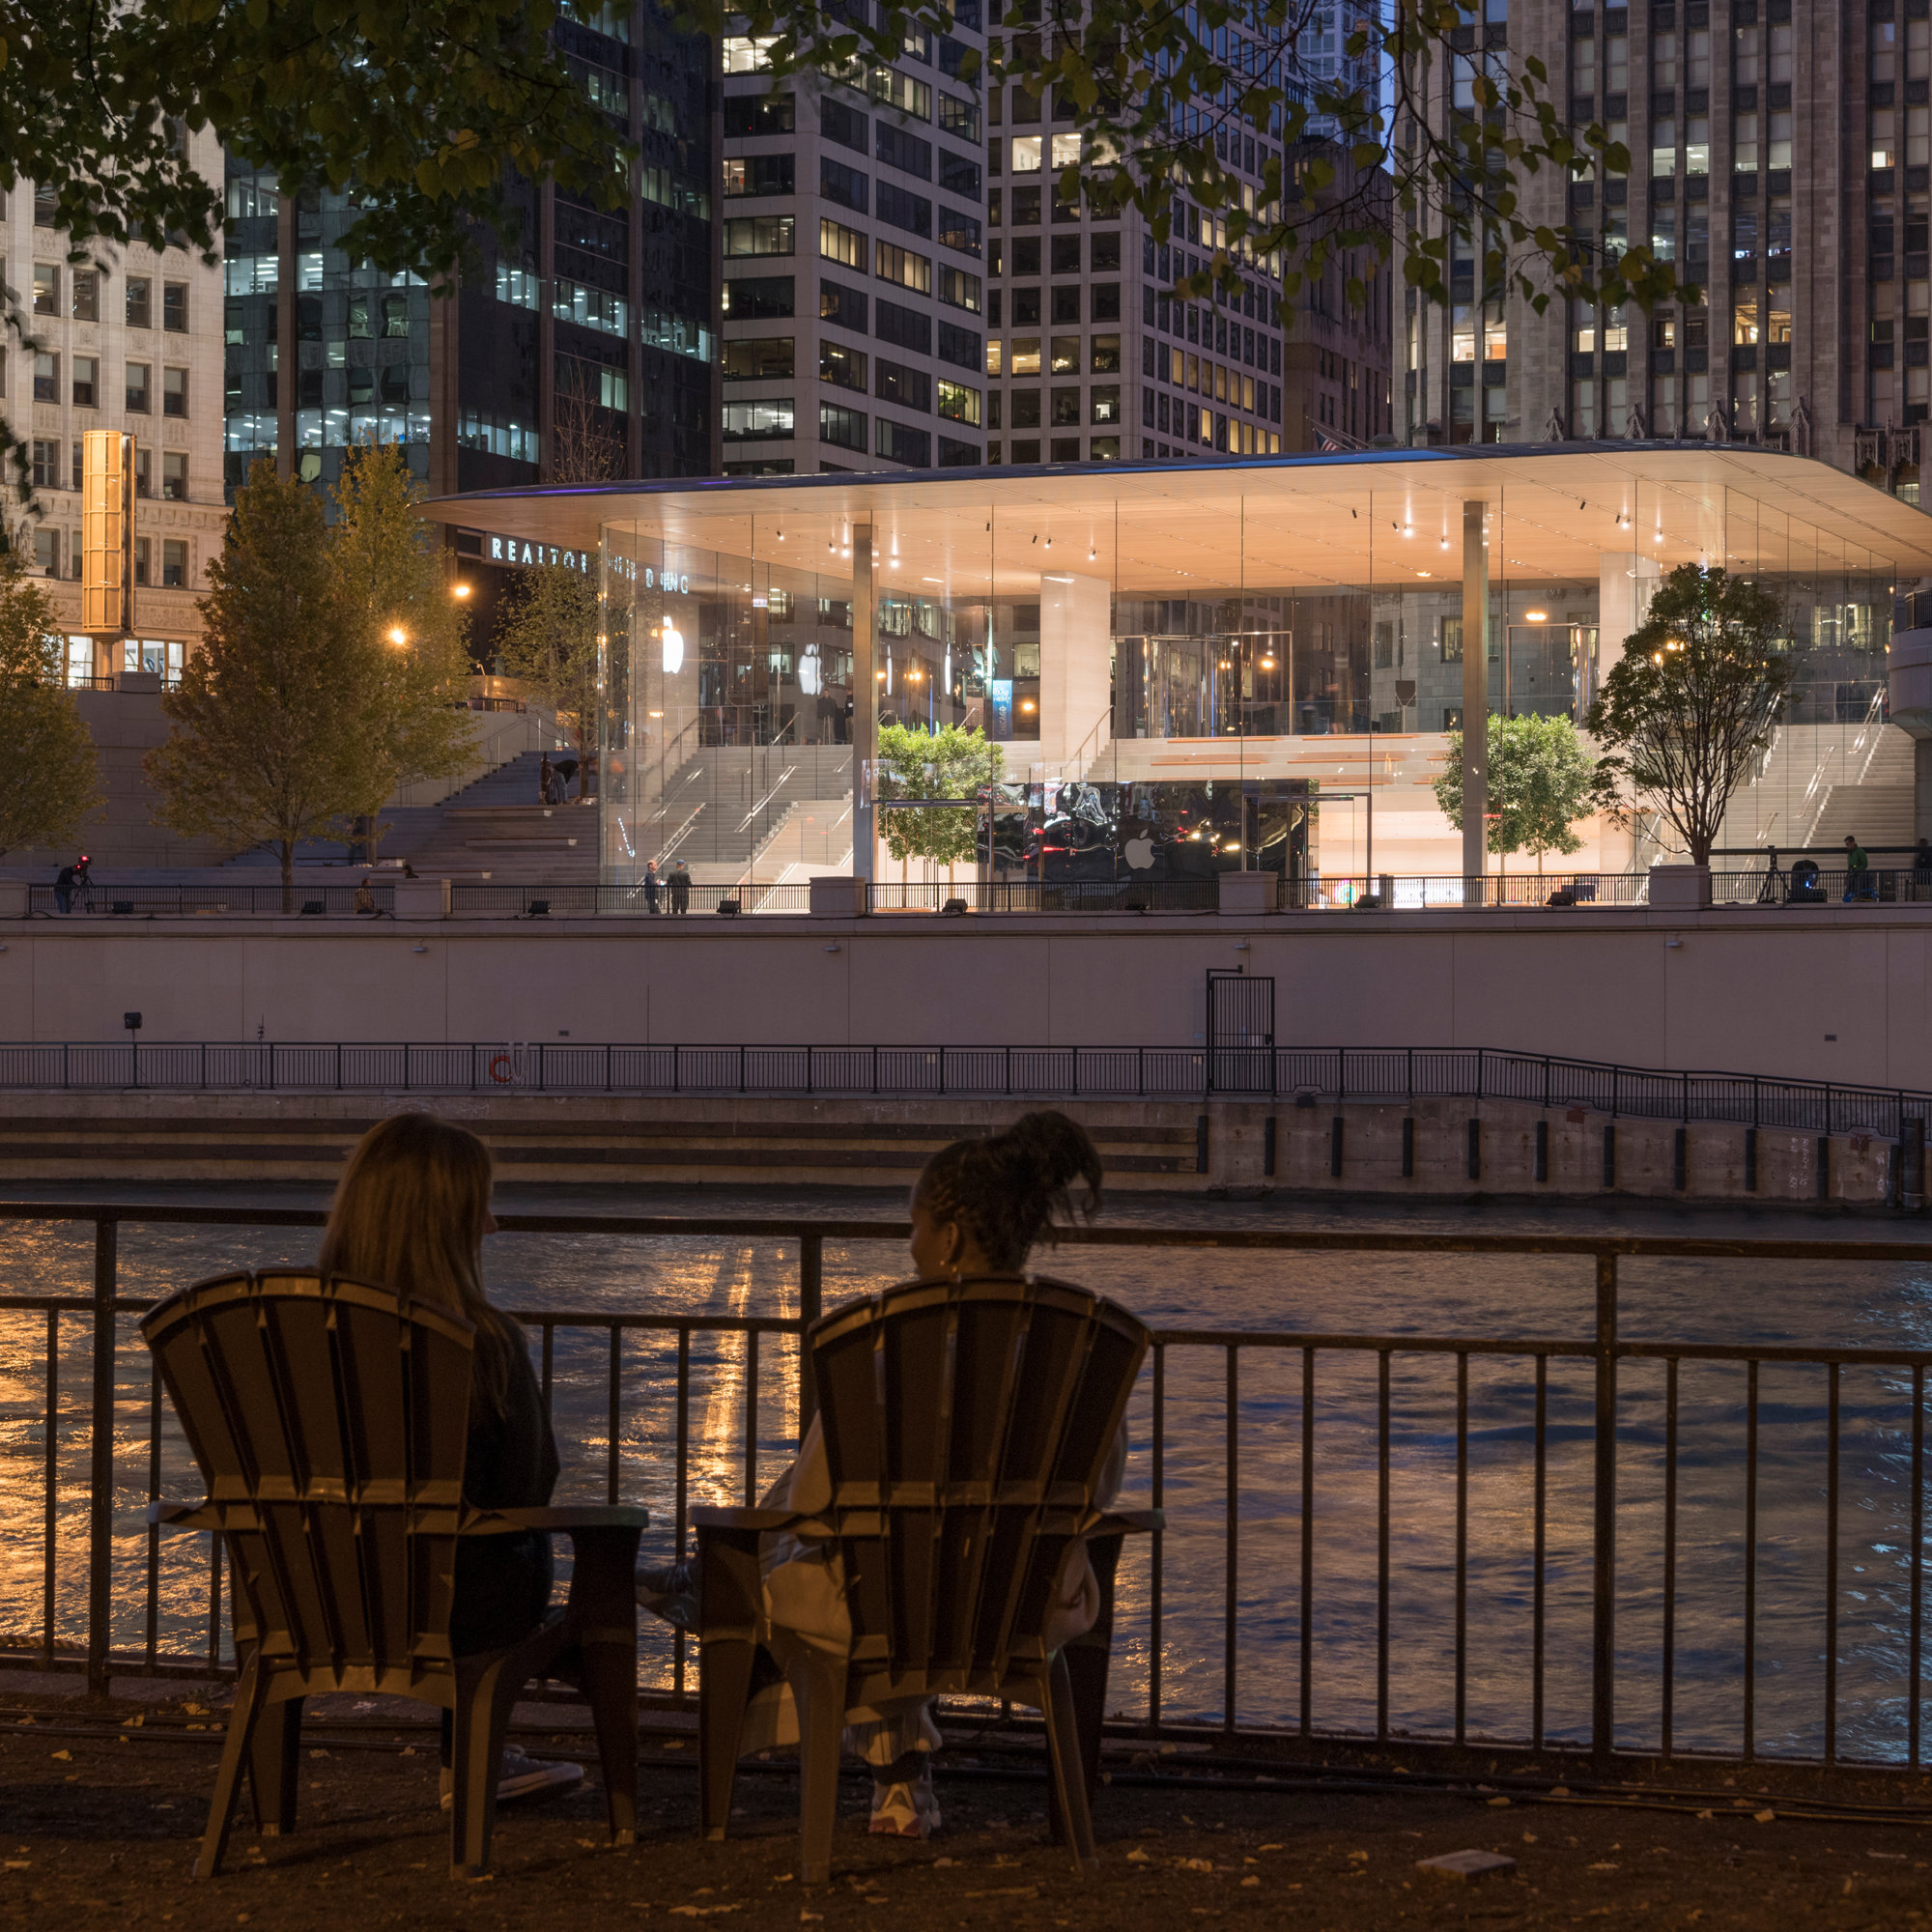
[223,0,719,534]
[2,135,229,685]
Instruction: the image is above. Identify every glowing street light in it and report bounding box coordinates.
[387,625,408,646]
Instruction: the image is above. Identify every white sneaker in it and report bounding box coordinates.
[439,1749,585,1811]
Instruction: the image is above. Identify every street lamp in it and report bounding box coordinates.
[387,625,408,646]
[451,582,472,600]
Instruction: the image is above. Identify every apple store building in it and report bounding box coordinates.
[434,446,1932,902]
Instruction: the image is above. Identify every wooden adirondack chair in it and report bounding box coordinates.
[695,1273,1159,1884]
[141,1269,649,1880]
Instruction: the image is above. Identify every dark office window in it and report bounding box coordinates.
[876,123,933,180]
[1011,287,1042,325]
[820,95,867,153]
[163,281,188,330]
[724,275,796,319]
[1092,283,1122,322]
[939,150,982,199]
[821,156,868,213]
[875,417,931,465]
[821,279,869,332]
[820,340,868,389]
[937,320,980,368]
[938,208,981,255]
[875,298,932,355]
[876,358,932,411]
[725,90,796,135]
[1092,231,1122,271]
[877,182,932,239]
[936,434,980,465]
[722,337,797,381]
[727,154,797,196]
[1050,286,1081,324]
[820,401,867,450]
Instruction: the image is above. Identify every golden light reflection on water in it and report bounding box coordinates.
[2,1209,1931,1760]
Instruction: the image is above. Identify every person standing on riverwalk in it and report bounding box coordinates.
[668,860,691,913]
[1843,834,1874,901]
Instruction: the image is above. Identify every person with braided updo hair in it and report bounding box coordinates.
[640,1111,1124,1841]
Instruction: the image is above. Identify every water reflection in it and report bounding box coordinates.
[2,1194,1929,1763]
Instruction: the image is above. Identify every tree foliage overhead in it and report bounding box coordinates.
[495,562,601,753]
[875,721,1004,867]
[1433,711,1596,869]
[694,0,1690,327]
[0,545,99,859]
[1585,564,1795,867]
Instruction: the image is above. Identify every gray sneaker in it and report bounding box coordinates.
[439,1749,584,1810]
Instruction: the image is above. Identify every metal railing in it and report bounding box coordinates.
[0,1039,1921,1137]
[10,1205,1932,1773]
[26,883,399,918]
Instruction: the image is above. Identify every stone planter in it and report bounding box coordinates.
[1648,864,1712,910]
[1218,870,1280,914]
[393,877,452,920]
[808,875,868,917]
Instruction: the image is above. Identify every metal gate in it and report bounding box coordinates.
[1207,969,1275,1094]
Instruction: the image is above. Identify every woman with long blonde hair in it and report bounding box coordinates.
[321,1111,579,1808]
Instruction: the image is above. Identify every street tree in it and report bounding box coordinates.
[0,541,99,858]
[494,563,601,756]
[328,440,474,852]
[146,462,376,905]
[1433,711,1597,872]
[1585,564,1795,867]
[875,721,1005,880]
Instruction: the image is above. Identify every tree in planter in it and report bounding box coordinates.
[328,440,474,857]
[874,722,1005,895]
[1585,564,1795,867]
[0,542,99,857]
[1433,712,1597,873]
[147,462,378,907]
[494,562,601,761]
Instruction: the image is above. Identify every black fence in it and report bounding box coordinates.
[10,1206,1932,1773]
[26,883,397,918]
[0,1038,1921,1138]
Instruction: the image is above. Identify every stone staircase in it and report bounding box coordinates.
[648,746,854,881]
[1718,711,1916,852]
[377,751,597,881]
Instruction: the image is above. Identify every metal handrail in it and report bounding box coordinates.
[12,1204,1932,1774]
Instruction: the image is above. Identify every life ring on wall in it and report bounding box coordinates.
[488,1053,515,1085]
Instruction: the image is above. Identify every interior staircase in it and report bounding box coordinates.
[1717,710,1916,852]
[648,746,855,882]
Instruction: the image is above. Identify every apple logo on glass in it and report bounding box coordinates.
[1124,836,1155,870]
[799,648,822,696]
[662,625,685,674]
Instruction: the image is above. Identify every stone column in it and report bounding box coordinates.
[851,524,876,880]
[1461,500,1489,879]
[1037,570,1112,771]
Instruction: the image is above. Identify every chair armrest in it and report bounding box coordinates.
[1089,1508,1164,1537]
[148,1499,216,1530]
[460,1505,650,1535]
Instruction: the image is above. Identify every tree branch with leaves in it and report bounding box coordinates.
[0,544,99,859]
[1585,564,1795,867]
[1433,711,1596,872]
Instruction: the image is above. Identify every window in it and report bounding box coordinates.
[985,340,1003,377]
[725,154,795,197]
[938,321,980,369]
[1011,135,1043,173]
[939,151,981,200]
[1050,385,1081,426]
[33,353,58,403]
[876,359,931,411]
[134,446,152,497]
[867,69,930,120]
[1652,119,1677,178]
[821,278,868,332]
[163,282,188,331]
[1735,110,1759,173]
[32,264,58,317]
[120,360,149,413]
[821,340,868,389]
[162,451,187,500]
[724,275,795,319]
[722,337,795,381]
[939,208,981,256]
[819,402,867,450]
[722,399,796,440]
[821,96,867,153]
[1009,337,1042,376]
[724,90,795,135]
[162,540,187,589]
[134,537,151,586]
[163,366,188,417]
[1734,296,1759,346]
[1091,284,1121,323]
[1049,335,1081,376]
[1093,232,1122,273]
[30,440,59,490]
[1051,285,1081,324]
[936,435,980,466]
[1685,116,1710,177]
[937,94,980,142]
[1090,333,1121,373]
[876,241,932,293]
[726,215,795,256]
[71,356,98,409]
[1050,132,1082,170]
[1768,109,1792,170]
[821,157,868,213]
[875,418,931,466]
[1010,388,1042,427]
[877,124,933,180]
[820,218,866,268]
[1010,185,1041,225]
[126,277,152,328]
[876,298,931,355]
[33,528,57,578]
[936,266,980,311]
[937,380,980,425]
[722,34,776,71]
[877,182,932,238]
[71,271,99,323]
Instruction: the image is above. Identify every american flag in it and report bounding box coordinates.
[1318,434,1345,453]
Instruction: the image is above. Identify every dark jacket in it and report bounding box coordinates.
[452,1325,560,1656]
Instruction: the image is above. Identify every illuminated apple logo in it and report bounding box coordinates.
[1124,836,1155,869]
[662,624,685,674]
[799,647,822,696]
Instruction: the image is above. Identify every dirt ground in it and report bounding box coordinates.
[5,1687,1932,1929]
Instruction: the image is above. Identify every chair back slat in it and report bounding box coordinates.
[141,1270,475,1684]
[810,1275,1149,1687]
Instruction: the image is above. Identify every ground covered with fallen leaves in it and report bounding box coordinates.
[4,1682,1932,1928]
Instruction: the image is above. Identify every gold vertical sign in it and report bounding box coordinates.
[82,431,134,638]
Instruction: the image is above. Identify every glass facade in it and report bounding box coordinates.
[570,453,1918,899]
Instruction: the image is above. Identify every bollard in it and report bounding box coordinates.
[1330,1116,1344,1179]
[1196,1114,1209,1175]
[1816,1134,1831,1201]
[1673,1125,1688,1192]
[1466,1116,1481,1182]
[1535,1119,1549,1183]
[1603,1122,1616,1189]
[1745,1125,1758,1194]
[1401,1115,1415,1179]
[1263,1115,1277,1179]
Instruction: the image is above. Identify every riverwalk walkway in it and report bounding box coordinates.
[0,1678,1923,1929]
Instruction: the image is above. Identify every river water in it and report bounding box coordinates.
[2,1182,1928,1764]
